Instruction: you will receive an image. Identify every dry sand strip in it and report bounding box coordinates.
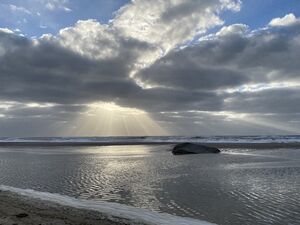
[0,190,126,225]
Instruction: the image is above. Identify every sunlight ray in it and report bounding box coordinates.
[63,102,168,136]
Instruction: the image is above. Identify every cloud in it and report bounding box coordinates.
[136,18,300,93]
[0,30,146,104]
[0,102,85,119]
[116,87,223,112]
[9,4,32,14]
[113,0,241,56]
[130,14,300,134]
[269,13,300,27]
[0,28,14,34]
[216,23,248,36]
[0,0,238,103]
[99,0,242,88]
[1,6,300,135]
[41,0,72,12]
[225,87,300,114]
[0,30,224,113]
[53,19,150,60]
[136,46,249,91]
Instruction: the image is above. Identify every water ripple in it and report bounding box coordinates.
[0,146,299,225]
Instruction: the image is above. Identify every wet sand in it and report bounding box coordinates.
[0,188,213,225]
[0,190,131,225]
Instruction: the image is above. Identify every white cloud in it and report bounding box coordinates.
[110,0,241,79]
[39,0,240,79]
[113,0,241,54]
[9,4,31,14]
[44,0,71,12]
[269,13,300,27]
[55,20,121,60]
[63,7,72,12]
[217,24,248,36]
[0,28,14,34]
[45,2,55,11]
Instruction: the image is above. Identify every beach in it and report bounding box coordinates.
[0,137,299,225]
[0,190,122,225]
[0,186,214,225]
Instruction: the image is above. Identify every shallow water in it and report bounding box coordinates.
[0,145,299,225]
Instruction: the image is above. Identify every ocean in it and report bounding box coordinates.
[0,136,299,225]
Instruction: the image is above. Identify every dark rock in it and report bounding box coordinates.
[15,213,28,218]
[172,143,220,155]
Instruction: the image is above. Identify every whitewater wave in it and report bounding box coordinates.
[0,135,300,144]
[0,185,215,225]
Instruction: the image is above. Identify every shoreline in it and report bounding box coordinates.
[0,186,214,225]
[0,141,300,149]
[0,190,122,225]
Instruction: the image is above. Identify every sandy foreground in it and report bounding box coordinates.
[0,188,213,225]
[0,190,130,225]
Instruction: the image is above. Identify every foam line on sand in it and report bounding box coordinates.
[0,185,216,225]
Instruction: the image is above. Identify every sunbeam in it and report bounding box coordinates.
[217,111,300,134]
[63,102,168,136]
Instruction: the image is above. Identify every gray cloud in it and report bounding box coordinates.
[137,48,249,91]
[149,111,300,135]
[225,88,300,114]
[135,19,300,114]
[116,87,223,112]
[0,27,225,112]
[113,0,240,53]
[1,10,300,135]
[0,31,144,104]
[138,21,300,91]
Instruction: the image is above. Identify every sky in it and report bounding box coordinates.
[0,0,300,137]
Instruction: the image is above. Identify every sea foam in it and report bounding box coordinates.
[1,135,300,144]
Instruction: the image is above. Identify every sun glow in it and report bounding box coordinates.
[87,102,145,115]
[226,82,300,93]
[62,102,168,136]
[26,102,56,108]
[213,111,299,133]
[216,111,300,134]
